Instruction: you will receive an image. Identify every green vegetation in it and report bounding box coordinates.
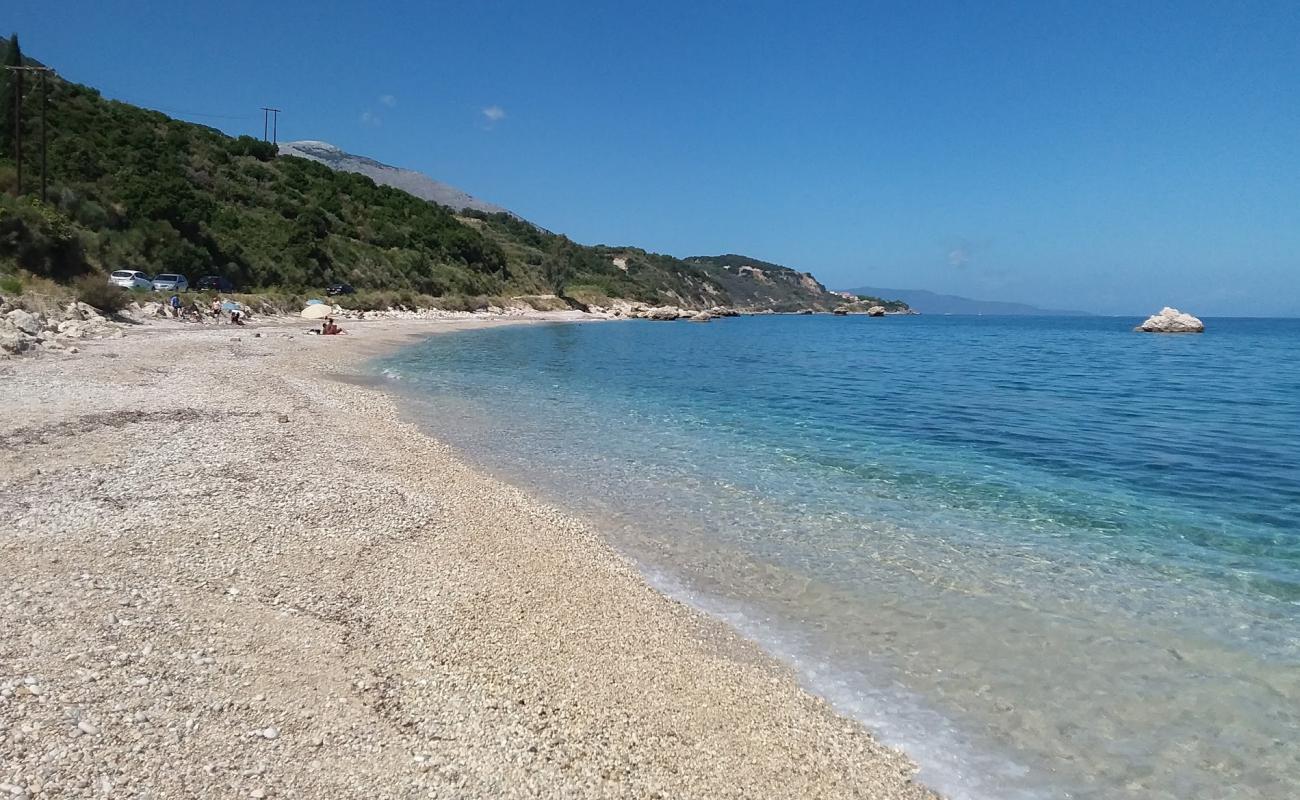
[0,35,889,312]
[72,274,128,313]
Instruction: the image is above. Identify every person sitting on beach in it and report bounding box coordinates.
[168,294,182,318]
[230,307,245,326]
[322,317,345,335]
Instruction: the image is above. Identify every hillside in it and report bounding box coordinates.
[847,287,1090,316]
[686,255,910,312]
[0,36,837,311]
[278,140,518,219]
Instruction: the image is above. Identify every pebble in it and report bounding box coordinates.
[77,720,99,735]
[261,726,279,740]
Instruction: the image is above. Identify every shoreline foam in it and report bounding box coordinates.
[0,315,938,799]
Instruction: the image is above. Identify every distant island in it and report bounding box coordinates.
[845,287,1091,316]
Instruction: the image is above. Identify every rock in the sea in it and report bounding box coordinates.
[866,306,886,317]
[1136,307,1204,333]
[689,311,712,322]
[832,306,849,316]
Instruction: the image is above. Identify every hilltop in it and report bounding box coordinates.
[0,37,843,312]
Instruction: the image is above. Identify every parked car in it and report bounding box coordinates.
[326,283,355,296]
[196,275,234,292]
[151,273,189,292]
[109,270,153,290]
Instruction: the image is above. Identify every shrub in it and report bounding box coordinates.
[73,274,130,314]
[0,273,22,295]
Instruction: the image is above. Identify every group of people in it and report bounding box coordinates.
[317,316,345,335]
[163,295,245,325]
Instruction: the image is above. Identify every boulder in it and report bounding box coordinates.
[832,306,849,315]
[646,306,683,321]
[0,328,31,355]
[689,311,713,322]
[798,309,814,315]
[867,306,886,317]
[5,309,43,336]
[1136,307,1204,333]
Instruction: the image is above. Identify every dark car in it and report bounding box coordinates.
[326,283,355,296]
[196,275,234,292]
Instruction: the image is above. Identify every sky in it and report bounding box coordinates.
[7,1,1299,315]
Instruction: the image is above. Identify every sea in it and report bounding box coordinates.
[375,314,1300,800]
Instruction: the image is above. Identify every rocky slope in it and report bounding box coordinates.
[278,141,518,218]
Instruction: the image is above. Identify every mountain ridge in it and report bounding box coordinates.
[278,140,518,219]
[846,287,1091,316]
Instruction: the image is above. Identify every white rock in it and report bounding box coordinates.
[261,726,279,740]
[5,309,42,336]
[1136,307,1204,333]
[77,720,99,735]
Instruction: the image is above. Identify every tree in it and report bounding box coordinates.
[0,34,20,158]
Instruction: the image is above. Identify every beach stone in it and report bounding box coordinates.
[1136,307,1204,333]
[6,309,42,336]
[261,726,279,740]
[77,720,99,735]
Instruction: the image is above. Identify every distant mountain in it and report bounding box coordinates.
[846,287,1090,316]
[278,140,518,218]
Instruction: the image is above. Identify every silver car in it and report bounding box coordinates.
[109,270,153,290]
[151,273,190,292]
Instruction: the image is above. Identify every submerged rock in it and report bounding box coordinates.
[1136,307,1204,333]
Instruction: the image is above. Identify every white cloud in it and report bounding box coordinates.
[947,247,971,268]
[379,94,397,108]
[360,110,381,127]
[481,105,507,126]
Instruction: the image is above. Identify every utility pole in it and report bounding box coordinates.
[260,107,281,143]
[39,69,47,203]
[4,64,54,199]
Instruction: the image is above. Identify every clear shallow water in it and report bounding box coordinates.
[378,315,1300,800]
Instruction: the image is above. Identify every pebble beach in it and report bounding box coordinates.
[0,314,936,799]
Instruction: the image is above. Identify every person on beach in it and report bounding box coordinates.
[168,294,181,318]
[322,317,344,335]
[210,297,222,319]
[230,307,244,326]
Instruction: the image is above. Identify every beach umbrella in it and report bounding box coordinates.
[301,304,332,319]
[306,299,325,305]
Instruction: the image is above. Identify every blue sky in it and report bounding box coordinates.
[8,1,1299,314]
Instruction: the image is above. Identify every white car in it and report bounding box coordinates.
[151,273,189,292]
[109,270,152,290]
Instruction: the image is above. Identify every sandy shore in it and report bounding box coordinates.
[0,314,937,799]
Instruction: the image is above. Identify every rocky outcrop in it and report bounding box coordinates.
[834,302,888,317]
[0,301,125,357]
[645,306,684,321]
[689,311,713,322]
[1136,307,1204,333]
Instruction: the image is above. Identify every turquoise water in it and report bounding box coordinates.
[378,315,1300,800]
